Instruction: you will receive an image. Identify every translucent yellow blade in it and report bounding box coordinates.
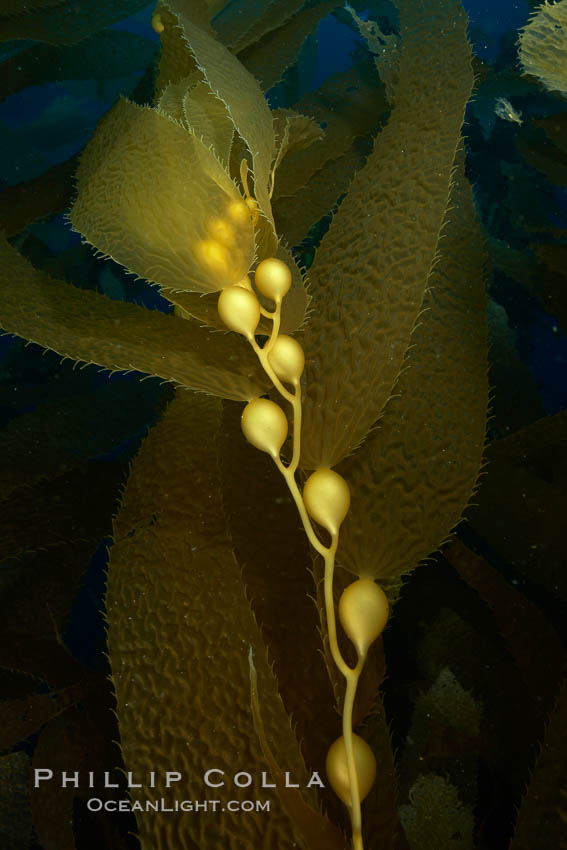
[165,0,277,254]
[165,242,308,334]
[157,72,201,123]
[70,97,255,293]
[153,5,202,99]
[183,80,234,167]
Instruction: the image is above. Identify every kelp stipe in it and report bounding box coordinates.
[217,253,390,848]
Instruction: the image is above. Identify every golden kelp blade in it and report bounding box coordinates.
[165,0,277,257]
[218,401,337,780]
[107,392,318,850]
[518,0,567,98]
[158,72,202,123]
[165,242,308,333]
[0,237,268,401]
[336,157,488,581]
[300,0,474,470]
[70,98,255,293]
[153,5,202,99]
[248,651,348,850]
[183,80,235,167]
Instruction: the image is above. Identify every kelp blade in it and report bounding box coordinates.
[0,237,268,401]
[70,98,254,293]
[165,0,278,259]
[107,392,324,849]
[518,0,567,97]
[337,156,488,581]
[183,80,234,166]
[300,0,474,469]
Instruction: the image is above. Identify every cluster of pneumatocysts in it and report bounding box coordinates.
[217,252,389,850]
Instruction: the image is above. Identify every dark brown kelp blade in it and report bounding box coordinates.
[0,541,94,689]
[272,62,388,246]
[362,700,407,850]
[468,409,567,599]
[0,237,268,401]
[30,709,86,850]
[0,684,85,751]
[533,242,567,335]
[238,1,338,91]
[509,676,567,850]
[445,539,564,715]
[0,751,33,850]
[106,391,330,849]
[0,462,124,561]
[487,299,547,434]
[0,155,78,237]
[300,0,474,469]
[214,0,305,53]
[153,5,202,98]
[0,0,150,45]
[0,381,159,501]
[337,156,488,582]
[274,64,387,202]
[1,0,62,16]
[0,31,156,103]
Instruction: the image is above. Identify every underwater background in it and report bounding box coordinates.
[0,1,566,849]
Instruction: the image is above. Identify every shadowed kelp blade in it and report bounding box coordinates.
[106,392,339,849]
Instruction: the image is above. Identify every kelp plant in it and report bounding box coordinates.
[0,0,488,847]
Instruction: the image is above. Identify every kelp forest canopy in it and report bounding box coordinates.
[0,1,566,850]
